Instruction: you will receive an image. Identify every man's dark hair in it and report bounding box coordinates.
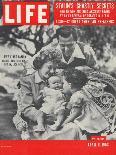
[56,26,77,41]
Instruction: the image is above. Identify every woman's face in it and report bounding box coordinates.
[39,61,55,80]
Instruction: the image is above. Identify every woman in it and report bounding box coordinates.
[13,48,83,140]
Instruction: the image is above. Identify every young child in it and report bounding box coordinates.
[34,75,67,132]
[62,69,88,126]
[63,69,116,137]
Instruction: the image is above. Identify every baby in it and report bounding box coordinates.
[34,75,67,132]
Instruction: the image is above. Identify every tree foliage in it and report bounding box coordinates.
[0,0,54,57]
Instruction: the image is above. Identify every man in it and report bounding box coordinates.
[55,26,98,69]
[50,26,99,99]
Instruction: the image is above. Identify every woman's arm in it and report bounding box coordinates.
[19,76,43,122]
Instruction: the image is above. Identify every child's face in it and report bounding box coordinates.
[48,76,63,90]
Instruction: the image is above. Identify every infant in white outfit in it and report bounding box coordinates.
[34,75,67,132]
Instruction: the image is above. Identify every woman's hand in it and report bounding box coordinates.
[37,90,44,103]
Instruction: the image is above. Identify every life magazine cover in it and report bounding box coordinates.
[0,0,116,143]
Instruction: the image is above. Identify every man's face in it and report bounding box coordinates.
[59,34,75,59]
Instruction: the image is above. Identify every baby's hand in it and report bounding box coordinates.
[60,89,64,93]
[39,90,44,95]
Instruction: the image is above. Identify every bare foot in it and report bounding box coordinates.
[21,131,30,140]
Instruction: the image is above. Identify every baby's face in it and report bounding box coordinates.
[48,76,63,90]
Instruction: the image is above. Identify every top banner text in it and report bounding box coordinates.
[2,2,116,25]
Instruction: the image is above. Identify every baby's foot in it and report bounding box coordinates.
[49,124,59,131]
[21,131,30,140]
[33,124,45,132]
